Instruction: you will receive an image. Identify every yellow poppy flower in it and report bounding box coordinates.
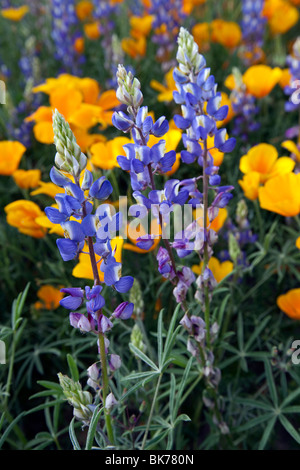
[263,0,299,35]
[90,136,131,170]
[238,172,261,201]
[150,68,176,102]
[192,256,234,283]
[84,21,101,39]
[72,237,124,280]
[243,65,282,98]
[258,172,300,216]
[277,288,300,320]
[281,140,300,162]
[0,141,26,175]
[5,200,47,238]
[30,181,65,199]
[12,169,41,189]
[129,15,154,37]
[239,143,295,184]
[34,285,64,311]
[1,5,29,21]
[75,0,93,21]
[194,206,228,232]
[192,22,211,50]
[211,19,242,49]
[183,0,206,15]
[122,35,147,58]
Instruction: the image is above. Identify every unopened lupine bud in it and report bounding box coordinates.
[130,324,146,354]
[229,232,241,265]
[176,27,205,76]
[58,373,94,424]
[129,279,144,317]
[52,109,87,177]
[105,392,118,410]
[236,199,248,229]
[116,64,143,109]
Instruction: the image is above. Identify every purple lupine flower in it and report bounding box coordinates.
[240,0,266,65]
[228,67,260,144]
[148,0,186,72]
[284,37,300,115]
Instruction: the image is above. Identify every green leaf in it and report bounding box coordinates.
[264,360,278,406]
[0,411,26,449]
[11,283,30,331]
[67,354,80,382]
[174,414,191,426]
[157,309,164,368]
[235,413,273,433]
[69,417,81,450]
[129,343,158,371]
[235,398,273,411]
[279,415,300,445]
[85,404,103,450]
[258,416,277,450]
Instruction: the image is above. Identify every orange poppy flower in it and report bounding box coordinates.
[0,141,26,175]
[5,200,47,238]
[277,289,300,320]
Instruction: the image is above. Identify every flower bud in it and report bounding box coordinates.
[130,324,146,354]
[52,109,87,177]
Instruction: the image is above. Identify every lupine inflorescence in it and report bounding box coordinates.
[51,0,84,75]
[240,0,266,65]
[172,27,235,307]
[112,30,236,410]
[148,0,186,72]
[228,67,260,143]
[45,109,134,434]
[285,37,300,114]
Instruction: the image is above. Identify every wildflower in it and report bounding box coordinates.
[211,19,242,49]
[5,200,46,238]
[225,67,260,142]
[242,64,282,98]
[284,37,300,113]
[1,5,29,21]
[192,256,234,283]
[150,68,177,102]
[90,137,131,170]
[30,181,65,199]
[12,169,41,189]
[58,373,94,426]
[238,172,261,200]
[34,285,64,310]
[263,0,299,35]
[75,0,94,20]
[239,143,295,184]
[0,141,26,175]
[192,22,211,51]
[240,0,266,65]
[277,289,300,320]
[258,172,300,216]
[84,21,101,39]
[281,139,300,162]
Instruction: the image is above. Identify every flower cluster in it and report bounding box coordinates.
[284,37,300,114]
[112,63,197,306]
[240,0,266,65]
[172,27,235,302]
[51,0,83,75]
[45,108,134,347]
[228,68,260,144]
[148,0,186,72]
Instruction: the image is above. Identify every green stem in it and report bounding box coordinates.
[141,373,162,450]
[98,332,114,445]
[202,138,211,348]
